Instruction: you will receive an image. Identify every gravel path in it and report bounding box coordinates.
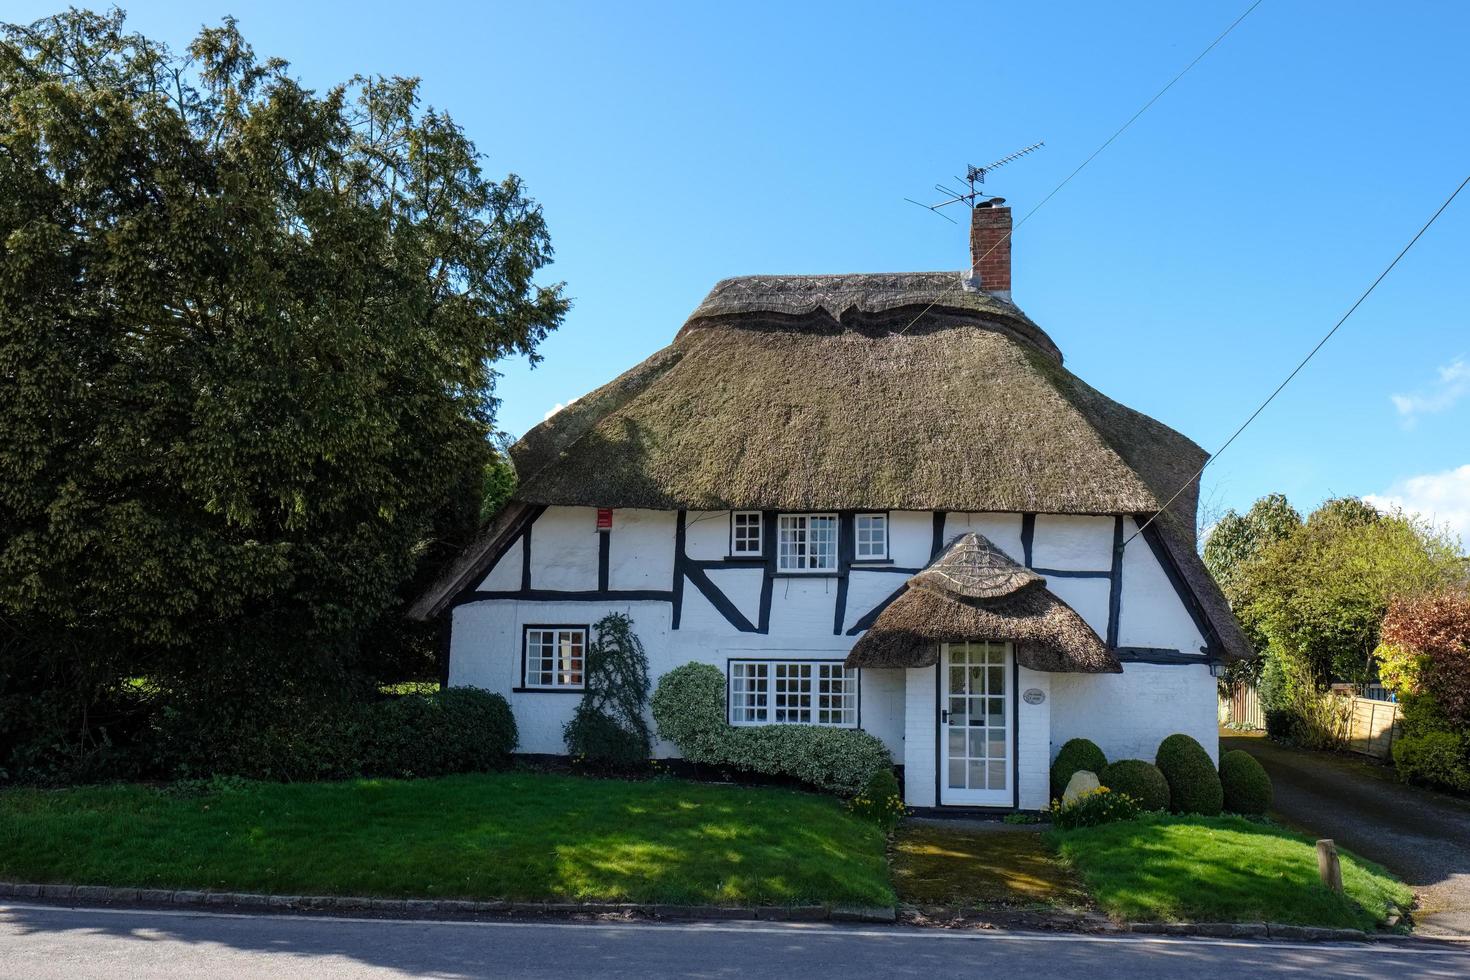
[1222,733,1470,938]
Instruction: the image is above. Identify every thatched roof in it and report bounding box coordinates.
[910,532,1044,599]
[846,534,1119,672]
[410,272,1251,663]
[513,273,1179,517]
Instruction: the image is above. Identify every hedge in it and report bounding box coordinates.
[650,663,891,794]
[1392,731,1470,793]
[1100,759,1170,811]
[156,687,518,782]
[1218,749,1273,815]
[1051,738,1107,801]
[1155,733,1224,816]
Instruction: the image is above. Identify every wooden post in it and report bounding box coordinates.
[1316,839,1343,893]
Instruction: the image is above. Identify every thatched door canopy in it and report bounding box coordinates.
[845,533,1121,673]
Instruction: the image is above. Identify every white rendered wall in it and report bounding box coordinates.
[608,509,676,591]
[1116,517,1208,653]
[1016,667,1051,810]
[1031,515,1114,570]
[1048,663,1220,766]
[528,507,598,591]
[478,542,522,590]
[902,666,937,807]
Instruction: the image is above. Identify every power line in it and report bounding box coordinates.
[897,0,1265,337]
[1126,171,1470,547]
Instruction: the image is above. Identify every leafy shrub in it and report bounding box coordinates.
[1379,590,1470,728]
[1049,787,1140,829]
[847,768,905,831]
[1218,749,1273,815]
[564,614,652,769]
[1155,733,1224,816]
[651,663,891,794]
[1050,738,1107,801]
[1392,732,1470,793]
[1100,759,1170,812]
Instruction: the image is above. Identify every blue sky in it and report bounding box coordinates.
[18,2,1469,539]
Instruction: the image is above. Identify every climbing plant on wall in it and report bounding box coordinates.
[564,613,653,769]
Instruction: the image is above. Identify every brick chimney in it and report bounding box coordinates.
[967,203,1012,299]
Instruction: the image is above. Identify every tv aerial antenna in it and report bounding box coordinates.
[906,141,1045,224]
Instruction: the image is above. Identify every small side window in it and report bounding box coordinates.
[731,511,763,556]
[855,513,889,560]
[523,627,586,690]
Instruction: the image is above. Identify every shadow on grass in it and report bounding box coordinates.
[891,824,1086,910]
[0,772,893,907]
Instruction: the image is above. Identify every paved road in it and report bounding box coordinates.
[1223,733,1470,938]
[1,903,1466,980]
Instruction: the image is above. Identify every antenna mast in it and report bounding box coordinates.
[906,141,1045,221]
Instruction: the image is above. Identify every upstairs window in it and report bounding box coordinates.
[731,511,763,556]
[522,627,586,690]
[728,660,858,727]
[777,514,837,572]
[855,513,889,560]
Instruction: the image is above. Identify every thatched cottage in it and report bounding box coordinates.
[411,204,1248,809]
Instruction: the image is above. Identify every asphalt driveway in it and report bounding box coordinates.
[1222,733,1470,938]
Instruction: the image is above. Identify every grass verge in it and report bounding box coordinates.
[1048,813,1412,931]
[0,772,892,907]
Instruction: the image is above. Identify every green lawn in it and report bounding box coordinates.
[0,773,892,907]
[1048,814,1412,931]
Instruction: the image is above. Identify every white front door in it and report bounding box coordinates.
[939,641,1014,806]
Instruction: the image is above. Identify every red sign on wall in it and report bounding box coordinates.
[596,508,613,531]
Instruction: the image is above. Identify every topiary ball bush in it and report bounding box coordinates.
[1155,733,1224,815]
[1100,759,1170,811]
[1218,749,1273,815]
[1050,738,1107,801]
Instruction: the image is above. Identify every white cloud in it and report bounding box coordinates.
[1363,464,1470,543]
[1390,357,1470,426]
[543,396,579,421]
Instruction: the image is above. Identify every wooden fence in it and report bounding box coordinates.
[1220,682,1404,760]
[1221,682,1265,730]
[1345,695,1403,760]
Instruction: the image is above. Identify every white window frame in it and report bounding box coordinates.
[730,511,763,557]
[854,512,889,560]
[776,513,838,572]
[727,660,859,727]
[521,626,587,691]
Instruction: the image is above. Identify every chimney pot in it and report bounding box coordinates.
[968,205,1012,300]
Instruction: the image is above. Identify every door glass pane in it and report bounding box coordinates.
[948,760,966,789]
[968,730,987,759]
[968,760,986,788]
[948,729,965,755]
[988,697,1005,727]
[949,697,967,723]
[988,666,1004,691]
[989,761,1007,788]
[950,666,965,694]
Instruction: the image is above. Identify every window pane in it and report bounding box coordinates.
[809,516,836,569]
[526,628,585,688]
[856,514,887,558]
[733,512,762,554]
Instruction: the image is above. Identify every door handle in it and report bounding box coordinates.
[940,709,949,723]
